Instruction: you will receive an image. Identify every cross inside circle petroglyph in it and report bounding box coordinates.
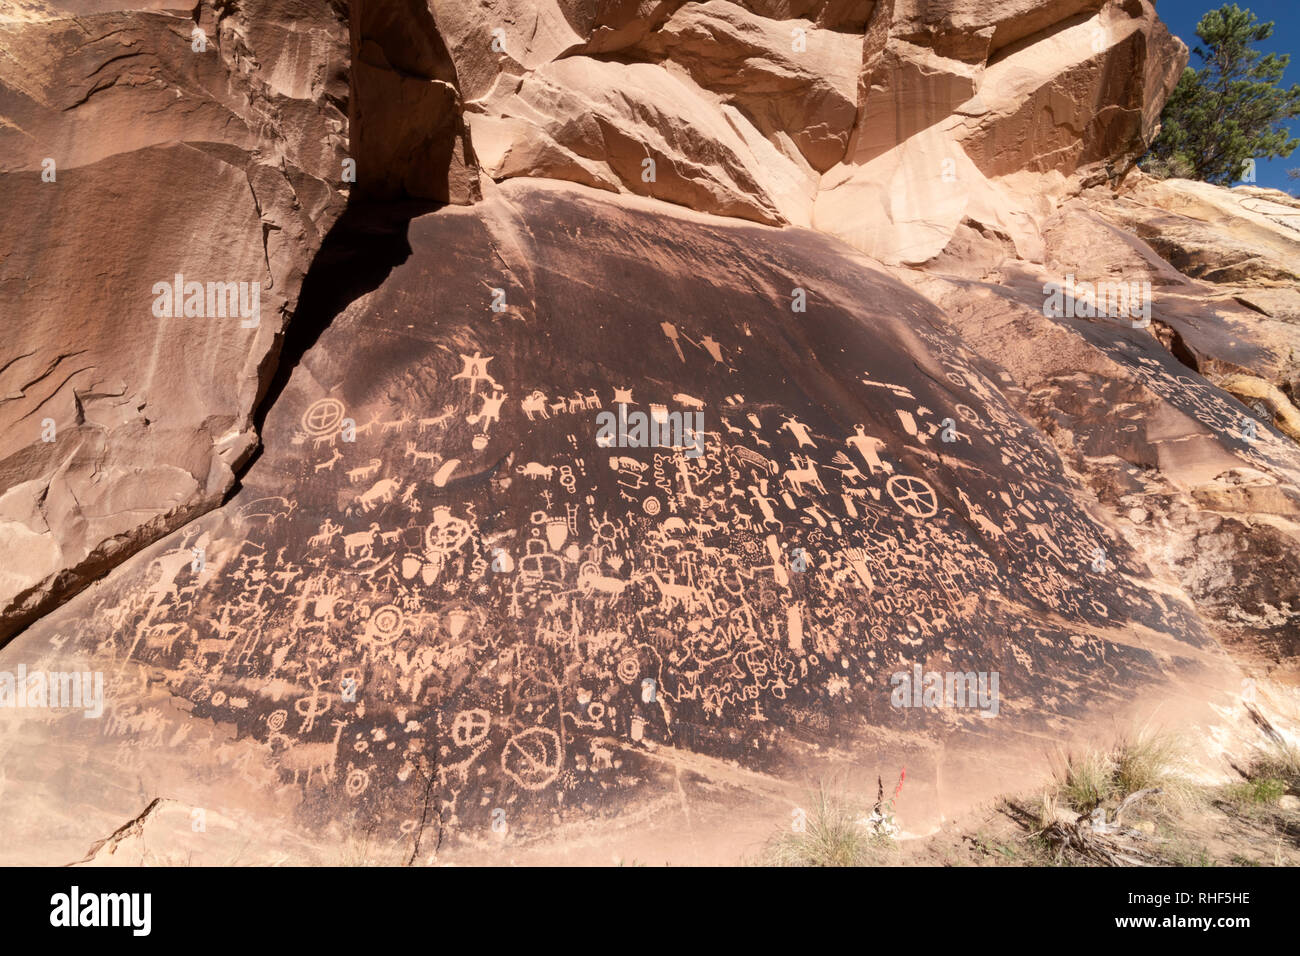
[451,709,491,747]
[302,398,345,437]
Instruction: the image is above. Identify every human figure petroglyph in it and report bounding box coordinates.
[780,415,818,448]
[746,483,783,530]
[399,483,420,511]
[781,454,828,497]
[452,352,498,395]
[468,389,507,430]
[308,518,342,550]
[846,425,891,475]
[268,564,302,593]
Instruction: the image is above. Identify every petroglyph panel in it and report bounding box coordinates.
[0,183,1232,850]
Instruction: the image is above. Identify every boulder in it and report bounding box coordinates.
[0,1,350,641]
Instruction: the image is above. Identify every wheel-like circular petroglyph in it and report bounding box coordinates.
[643,496,661,515]
[886,474,938,518]
[451,708,491,747]
[501,727,563,790]
[302,397,345,436]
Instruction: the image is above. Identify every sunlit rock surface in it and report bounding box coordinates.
[0,0,350,640]
[0,181,1268,864]
[0,0,1297,865]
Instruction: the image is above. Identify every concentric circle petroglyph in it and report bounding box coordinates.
[366,604,404,644]
[346,768,370,797]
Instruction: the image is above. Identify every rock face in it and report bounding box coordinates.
[814,0,1186,264]
[1053,175,1300,433]
[0,179,1242,864]
[349,0,479,203]
[0,0,1297,865]
[426,0,1185,261]
[0,1,350,641]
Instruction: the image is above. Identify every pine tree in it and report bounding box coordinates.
[1145,4,1300,184]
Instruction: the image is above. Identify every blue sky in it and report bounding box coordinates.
[1156,0,1299,191]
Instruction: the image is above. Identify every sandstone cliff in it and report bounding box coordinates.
[0,0,1296,865]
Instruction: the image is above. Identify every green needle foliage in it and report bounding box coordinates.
[1145,4,1300,184]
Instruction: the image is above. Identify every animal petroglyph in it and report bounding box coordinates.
[347,459,382,483]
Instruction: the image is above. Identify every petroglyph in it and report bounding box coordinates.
[2,184,1242,855]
